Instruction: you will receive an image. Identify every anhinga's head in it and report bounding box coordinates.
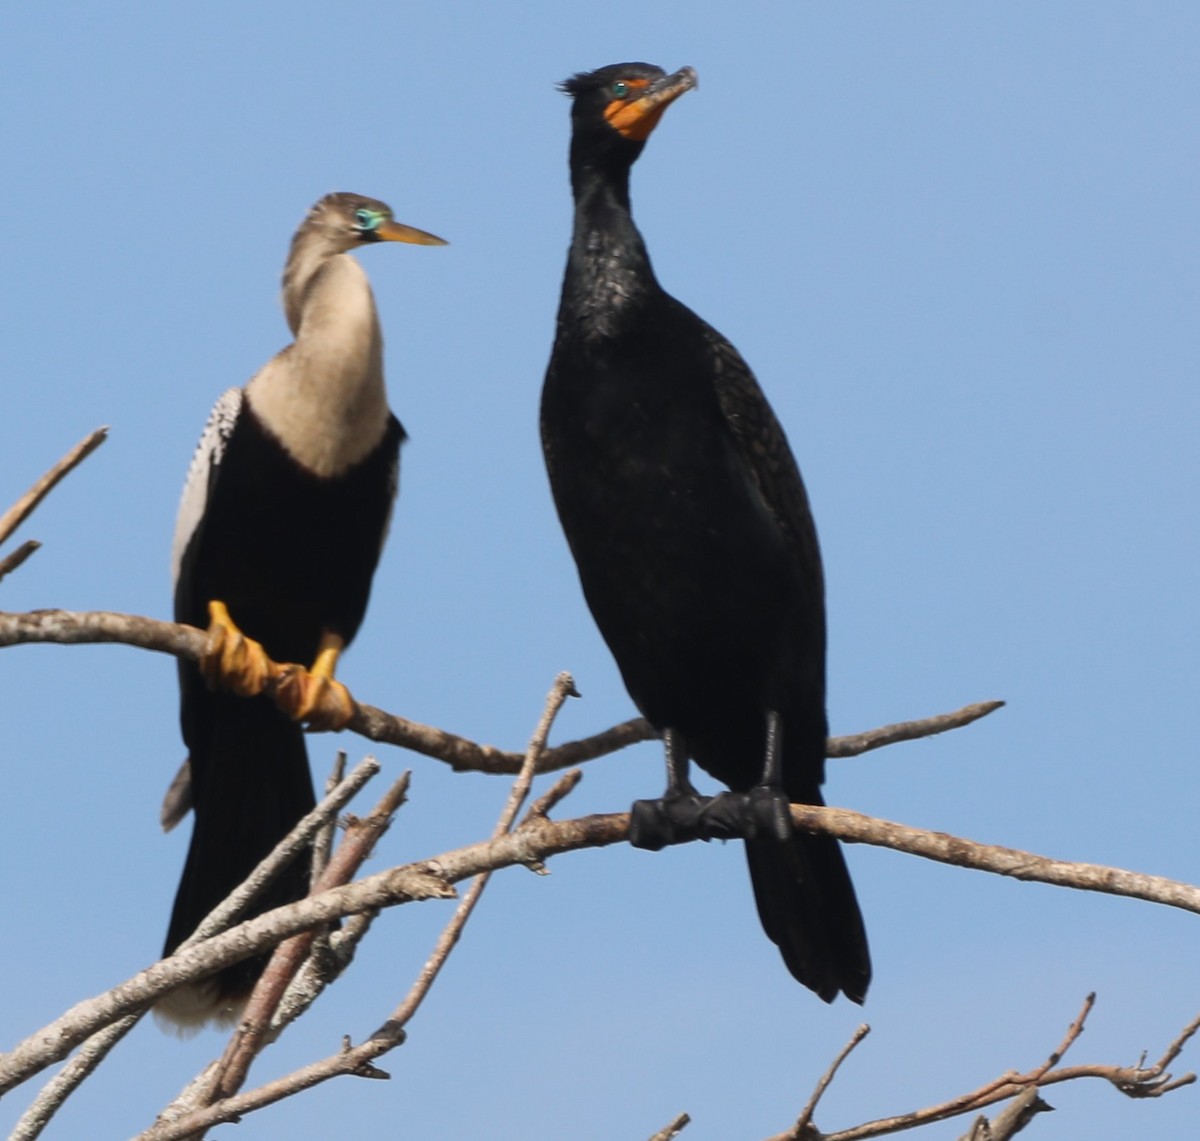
[560,63,697,169]
[296,192,448,259]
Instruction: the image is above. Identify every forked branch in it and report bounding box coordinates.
[0,427,108,548]
[763,995,1198,1141]
[138,673,581,1141]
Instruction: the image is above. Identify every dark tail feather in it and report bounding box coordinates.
[158,691,315,1030]
[744,808,870,1003]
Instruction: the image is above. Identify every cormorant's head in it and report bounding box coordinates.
[560,63,697,169]
[303,192,447,254]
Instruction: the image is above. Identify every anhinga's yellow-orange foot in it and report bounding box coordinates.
[201,599,272,697]
[273,632,356,731]
[201,602,356,729]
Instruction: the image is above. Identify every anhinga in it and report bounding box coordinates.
[540,64,870,1003]
[159,192,445,1028]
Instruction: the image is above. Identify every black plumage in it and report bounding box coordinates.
[540,64,870,1002]
[160,192,444,1027]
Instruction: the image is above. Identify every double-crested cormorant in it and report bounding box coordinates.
[159,192,445,1028]
[540,64,870,1003]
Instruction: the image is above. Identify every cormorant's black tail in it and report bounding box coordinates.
[158,690,315,1030]
[744,797,870,1004]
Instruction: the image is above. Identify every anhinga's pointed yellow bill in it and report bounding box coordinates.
[376,219,448,246]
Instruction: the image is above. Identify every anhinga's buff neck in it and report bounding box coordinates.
[247,196,388,478]
[245,192,446,479]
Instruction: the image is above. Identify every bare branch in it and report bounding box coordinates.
[786,804,1200,915]
[761,997,1197,1141]
[0,608,202,658]
[203,771,411,1104]
[957,1087,1051,1141]
[0,613,1191,1136]
[311,751,348,886]
[7,789,1200,1101]
[1034,992,1094,1077]
[390,673,578,1028]
[0,608,1001,776]
[0,539,41,584]
[0,427,108,548]
[8,1015,140,1141]
[3,756,384,1135]
[827,701,1004,758]
[520,768,584,827]
[180,756,382,950]
[647,1112,691,1141]
[791,1024,871,1139]
[139,674,580,1140]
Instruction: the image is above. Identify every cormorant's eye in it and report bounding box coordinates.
[354,207,385,232]
[611,80,630,98]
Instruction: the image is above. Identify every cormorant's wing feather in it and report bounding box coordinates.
[171,388,242,588]
[701,322,824,576]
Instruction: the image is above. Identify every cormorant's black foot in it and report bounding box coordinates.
[744,785,795,844]
[628,791,720,854]
[693,791,752,839]
[631,794,707,850]
[630,791,759,848]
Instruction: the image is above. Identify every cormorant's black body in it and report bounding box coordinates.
[165,395,402,1009]
[541,64,870,1003]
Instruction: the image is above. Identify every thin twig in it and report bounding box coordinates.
[271,910,374,1031]
[827,701,1004,758]
[207,771,411,1103]
[0,539,40,584]
[311,752,348,888]
[0,428,108,547]
[180,757,381,950]
[1135,1010,1200,1089]
[1035,992,1094,1077]
[761,997,1198,1141]
[520,768,584,827]
[791,1025,871,1139]
[137,674,581,1141]
[4,756,383,1136]
[647,1112,691,1141]
[389,672,578,1030]
[8,1014,140,1141]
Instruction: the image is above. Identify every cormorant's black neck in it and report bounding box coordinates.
[562,160,664,341]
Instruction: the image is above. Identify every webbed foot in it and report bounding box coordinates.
[630,792,713,850]
[744,784,795,844]
[629,791,756,848]
[273,666,356,731]
[201,600,272,696]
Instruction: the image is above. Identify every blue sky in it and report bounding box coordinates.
[2,3,1198,1138]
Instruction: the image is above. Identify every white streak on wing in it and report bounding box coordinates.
[171,388,243,587]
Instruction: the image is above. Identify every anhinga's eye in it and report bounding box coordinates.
[353,207,386,232]
[611,80,630,98]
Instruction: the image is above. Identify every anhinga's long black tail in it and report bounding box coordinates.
[159,688,315,1029]
[744,792,870,1004]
